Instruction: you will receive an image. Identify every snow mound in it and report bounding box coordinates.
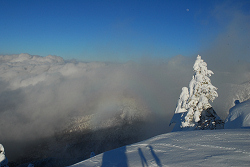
[70,129,250,167]
[224,99,250,129]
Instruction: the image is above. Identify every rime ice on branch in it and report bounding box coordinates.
[170,55,223,131]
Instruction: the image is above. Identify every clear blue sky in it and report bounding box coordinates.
[0,0,249,62]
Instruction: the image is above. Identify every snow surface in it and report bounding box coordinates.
[70,129,250,167]
[71,98,250,167]
[225,99,250,129]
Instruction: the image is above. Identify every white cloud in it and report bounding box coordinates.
[0,53,249,161]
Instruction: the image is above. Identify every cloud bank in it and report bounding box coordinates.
[0,53,191,140]
[0,53,249,161]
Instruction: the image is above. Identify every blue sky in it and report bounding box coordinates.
[0,0,249,62]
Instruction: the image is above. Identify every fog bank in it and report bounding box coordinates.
[0,53,249,163]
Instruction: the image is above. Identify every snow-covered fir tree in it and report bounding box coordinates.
[0,144,8,167]
[170,55,224,131]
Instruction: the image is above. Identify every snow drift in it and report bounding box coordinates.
[71,129,250,167]
[72,98,250,167]
[225,99,250,129]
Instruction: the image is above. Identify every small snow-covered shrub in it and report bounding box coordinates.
[0,144,8,167]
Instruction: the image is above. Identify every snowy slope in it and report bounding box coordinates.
[70,129,250,167]
[70,99,250,167]
[225,99,250,129]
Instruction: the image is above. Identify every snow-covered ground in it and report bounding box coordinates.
[70,99,250,167]
[224,99,250,129]
[70,129,250,167]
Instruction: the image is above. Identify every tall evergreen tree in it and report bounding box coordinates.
[170,55,223,131]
